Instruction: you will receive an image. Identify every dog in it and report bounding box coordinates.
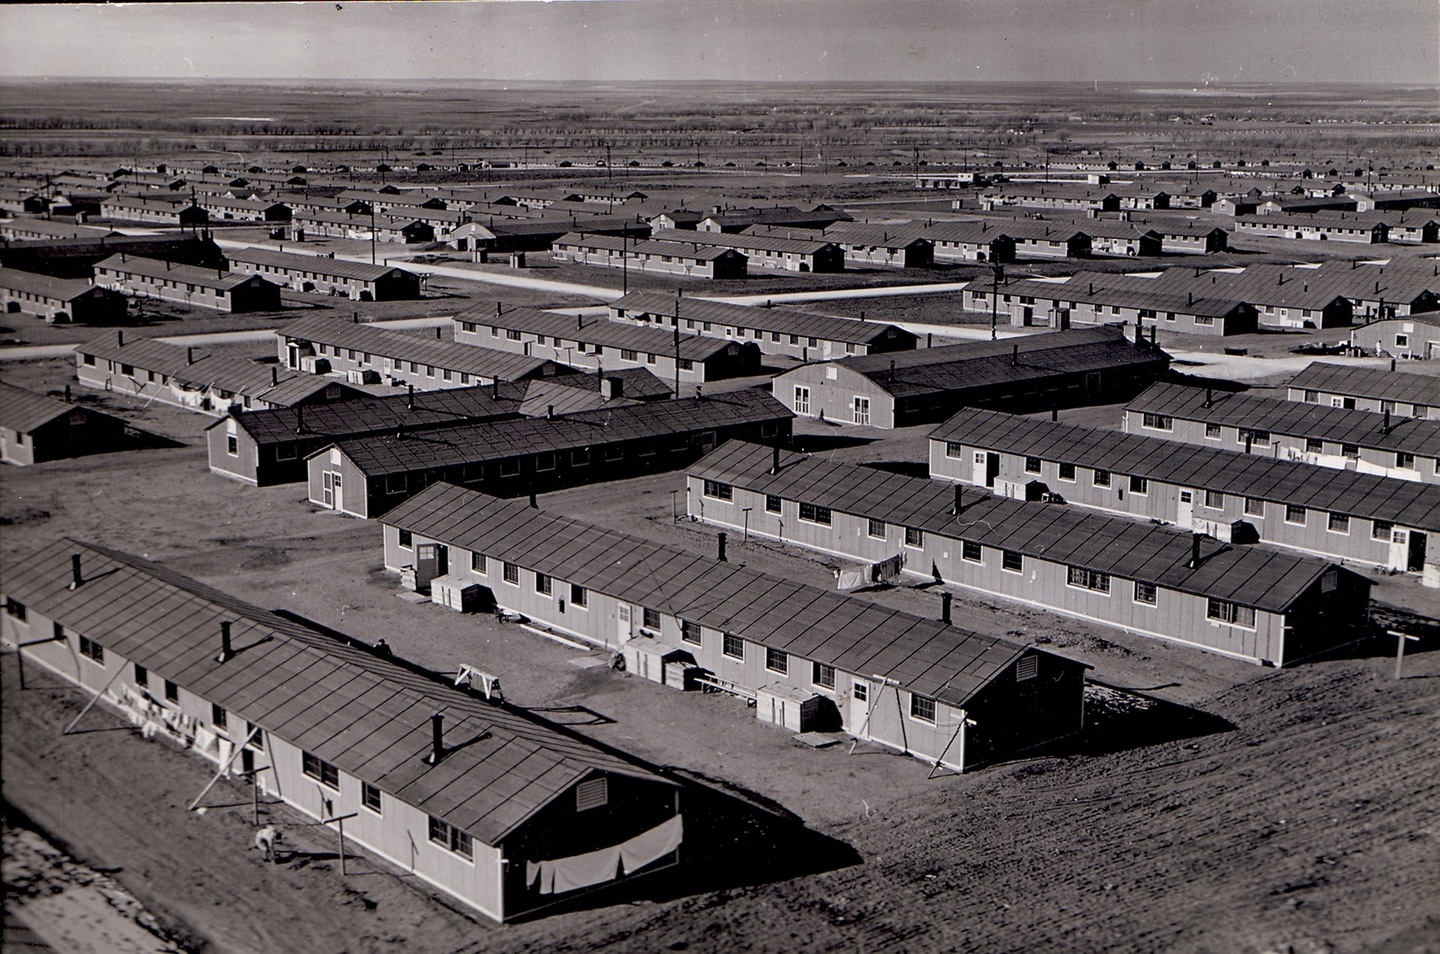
[254,825,283,863]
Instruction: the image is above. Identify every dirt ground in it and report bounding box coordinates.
[2,349,1438,952]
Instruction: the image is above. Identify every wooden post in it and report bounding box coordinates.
[236,764,270,826]
[320,813,358,877]
[62,663,127,735]
[1389,629,1418,680]
[927,712,968,780]
[188,727,261,811]
[14,634,67,691]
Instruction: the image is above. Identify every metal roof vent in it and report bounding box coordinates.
[424,713,445,765]
[217,621,234,663]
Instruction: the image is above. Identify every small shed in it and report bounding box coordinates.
[756,683,825,733]
[623,639,695,688]
[431,575,489,613]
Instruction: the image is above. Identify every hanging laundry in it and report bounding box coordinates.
[871,552,905,583]
[548,845,621,894]
[619,815,683,875]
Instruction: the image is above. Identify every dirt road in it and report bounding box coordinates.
[2,358,1437,953]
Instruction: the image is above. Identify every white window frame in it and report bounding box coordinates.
[909,694,936,724]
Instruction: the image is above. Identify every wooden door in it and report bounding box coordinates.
[617,604,633,645]
[849,679,871,739]
[1177,489,1195,530]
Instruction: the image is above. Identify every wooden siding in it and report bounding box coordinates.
[929,437,1434,578]
[378,524,1079,771]
[684,477,1368,667]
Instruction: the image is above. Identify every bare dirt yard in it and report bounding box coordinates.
[2,353,1437,953]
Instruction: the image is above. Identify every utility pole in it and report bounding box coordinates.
[673,307,681,398]
[369,206,377,265]
[990,263,1004,340]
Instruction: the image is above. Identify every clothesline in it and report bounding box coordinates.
[525,814,683,896]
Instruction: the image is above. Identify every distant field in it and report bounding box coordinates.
[3,79,1436,171]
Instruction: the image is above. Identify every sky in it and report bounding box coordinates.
[0,0,1436,85]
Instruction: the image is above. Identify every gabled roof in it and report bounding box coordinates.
[1003,275,1251,319]
[987,219,1091,243]
[95,254,266,292]
[547,366,672,401]
[651,228,839,256]
[609,291,905,347]
[325,387,790,478]
[293,210,432,231]
[1076,221,1164,241]
[919,220,1013,245]
[0,539,668,846]
[555,232,741,262]
[199,195,290,213]
[1257,196,1359,213]
[1290,259,1440,305]
[383,484,1065,709]
[0,266,101,302]
[1152,220,1229,238]
[278,315,555,383]
[0,381,108,433]
[695,205,852,229]
[512,378,641,417]
[0,218,117,241]
[743,222,932,249]
[75,333,344,405]
[691,441,1340,613]
[816,326,1168,399]
[1128,382,1440,457]
[0,234,216,264]
[453,303,740,361]
[1238,211,1391,230]
[982,183,1116,203]
[1132,265,1358,311]
[212,384,523,444]
[225,247,416,283]
[1288,362,1440,408]
[931,406,1440,531]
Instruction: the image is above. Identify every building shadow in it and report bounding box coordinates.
[505,765,861,923]
[790,434,876,453]
[524,705,616,727]
[860,459,929,478]
[122,429,187,452]
[1163,370,1249,393]
[1016,681,1235,764]
[1304,608,1440,664]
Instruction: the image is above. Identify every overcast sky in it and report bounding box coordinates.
[1,0,1436,85]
